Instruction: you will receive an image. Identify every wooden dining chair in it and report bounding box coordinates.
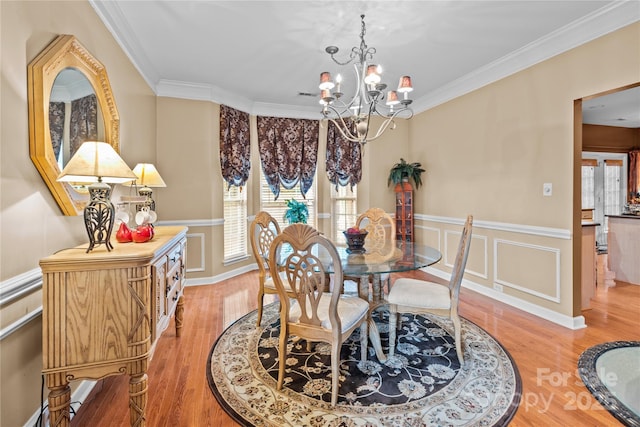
[249,211,294,327]
[268,223,369,406]
[346,207,396,292]
[387,215,473,364]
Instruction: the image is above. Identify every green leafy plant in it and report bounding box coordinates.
[387,158,425,189]
[283,199,309,224]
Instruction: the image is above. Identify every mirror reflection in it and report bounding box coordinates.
[49,68,104,169]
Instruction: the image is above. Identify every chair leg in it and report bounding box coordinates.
[256,288,265,327]
[277,326,288,391]
[330,341,340,406]
[360,321,368,362]
[452,314,464,365]
[388,305,397,357]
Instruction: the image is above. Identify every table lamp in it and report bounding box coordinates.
[57,141,137,252]
[132,163,167,211]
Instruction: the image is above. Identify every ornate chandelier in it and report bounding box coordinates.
[318,14,414,145]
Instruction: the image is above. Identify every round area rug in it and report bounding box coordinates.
[207,303,521,426]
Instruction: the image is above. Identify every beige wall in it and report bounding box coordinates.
[1,0,638,424]
[409,22,639,320]
[1,1,156,425]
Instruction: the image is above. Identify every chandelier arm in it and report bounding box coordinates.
[328,118,361,143]
[366,107,415,143]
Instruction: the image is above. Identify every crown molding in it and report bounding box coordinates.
[91,1,639,117]
[89,0,160,90]
[412,1,640,114]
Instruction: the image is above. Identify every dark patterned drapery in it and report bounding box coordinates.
[49,102,65,161]
[326,121,362,190]
[257,116,319,199]
[70,94,98,157]
[629,149,640,198]
[219,105,251,188]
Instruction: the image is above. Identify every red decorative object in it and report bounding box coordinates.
[115,222,132,243]
[131,225,153,243]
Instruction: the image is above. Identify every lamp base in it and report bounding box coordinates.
[84,181,115,252]
[138,186,155,212]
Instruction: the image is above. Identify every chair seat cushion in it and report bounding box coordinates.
[289,294,369,332]
[264,271,293,291]
[387,278,451,309]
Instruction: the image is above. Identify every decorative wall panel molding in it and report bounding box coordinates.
[416,214,571,240]
[494,239,561,303]
[444,231,488,280]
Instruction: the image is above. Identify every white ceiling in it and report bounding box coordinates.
[90,0,640,127]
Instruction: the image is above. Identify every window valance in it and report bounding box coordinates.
[257,116,319,199]
[220,105,251,188]
[326,121,362,190]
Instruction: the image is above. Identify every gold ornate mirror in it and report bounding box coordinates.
[28,35,120,215]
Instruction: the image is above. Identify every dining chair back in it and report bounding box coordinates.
[269,223,369,406]
[387,215,473,364]
[356,207,396,253]
[348,207,396,293]
[249,211,287,326]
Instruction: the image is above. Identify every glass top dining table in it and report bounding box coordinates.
[332,240,442,277]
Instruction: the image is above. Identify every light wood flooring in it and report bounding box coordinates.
[70,268,640,426]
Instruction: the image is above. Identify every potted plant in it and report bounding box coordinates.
[283,199,309,224]
[387,158,425,189]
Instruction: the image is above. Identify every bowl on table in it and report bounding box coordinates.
[343,229,368,254]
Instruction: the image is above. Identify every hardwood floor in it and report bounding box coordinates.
[70,270,640,426]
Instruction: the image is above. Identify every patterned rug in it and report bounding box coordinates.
[207,303,521,426]
[578,341,640,427]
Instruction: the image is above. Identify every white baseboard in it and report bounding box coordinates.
[423,267,586,330]
[185,263,258,287]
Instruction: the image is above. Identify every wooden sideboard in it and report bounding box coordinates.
[40,226,187,426]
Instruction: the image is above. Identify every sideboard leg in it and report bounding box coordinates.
[46,375,71,427]
[175,295,185,337]
[129,373,148,427]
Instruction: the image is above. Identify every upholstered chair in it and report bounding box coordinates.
[268,223,369,406]
[387,215,473,364]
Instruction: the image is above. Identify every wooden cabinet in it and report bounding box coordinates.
[40,226,188,427]
[395,181,414,242]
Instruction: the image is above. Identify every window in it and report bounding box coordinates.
[260,172,316,229]
[331,185,358,244]
[581,159,596,210]
[223,184,247,262]
[582,153,627,247]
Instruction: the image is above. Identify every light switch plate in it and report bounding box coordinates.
[543,183,552,196]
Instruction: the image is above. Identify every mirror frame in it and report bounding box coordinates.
[28,34,120,216]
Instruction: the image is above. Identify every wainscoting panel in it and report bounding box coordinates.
[186,232,205,272]
[416,225,441,252]
[494,239,561,303]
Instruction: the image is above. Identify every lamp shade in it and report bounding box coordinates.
[132,163,167,187]
[397,76,413,93]
[57,141,137,184]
